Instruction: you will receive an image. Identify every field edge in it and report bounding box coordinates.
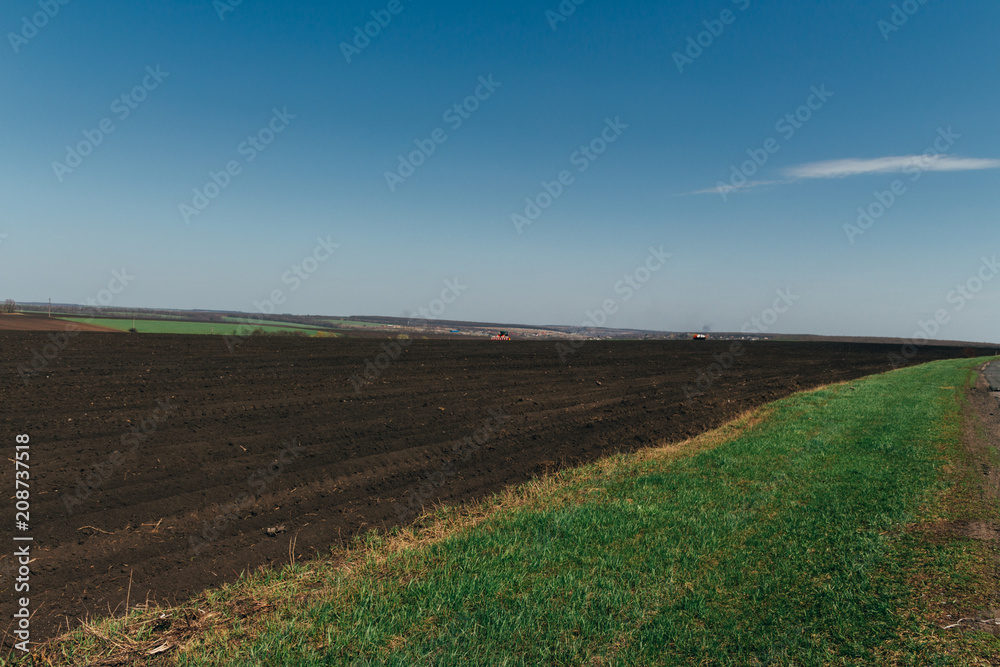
[12,358,1000,666]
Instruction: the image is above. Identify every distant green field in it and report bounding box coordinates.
[323,318,387,328]
[221,316,388,330]
[33,312,384,330]
[57,317,332,337]
[219,316,327,331]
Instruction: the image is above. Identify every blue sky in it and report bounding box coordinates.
[1,0,998,341]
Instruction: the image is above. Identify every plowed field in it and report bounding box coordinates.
[0,315,119,333]
[0,334,979,643]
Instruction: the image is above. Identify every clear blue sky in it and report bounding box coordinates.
[2,0,998,341]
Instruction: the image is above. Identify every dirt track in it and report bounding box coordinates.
[0,315,119,333]
[0,334,981,643]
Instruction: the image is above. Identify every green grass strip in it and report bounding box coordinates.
[56,317,333,337]
[218,317,329,331]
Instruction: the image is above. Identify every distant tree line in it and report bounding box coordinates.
[15,303,326,329]
[1,299,15,313]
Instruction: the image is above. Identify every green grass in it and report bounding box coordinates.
[218,317,328,331]
[26,358,1000,666]
[322,318,388,328]
[56,317,333,337]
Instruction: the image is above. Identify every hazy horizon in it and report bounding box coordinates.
[7,299,999,345]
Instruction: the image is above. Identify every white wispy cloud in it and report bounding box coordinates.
[784,154,1000,179]
[692,154,1000,197]
[691,180,786,197]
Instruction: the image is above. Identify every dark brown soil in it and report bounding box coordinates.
[0,334,983,645]
[0,316,119,333]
